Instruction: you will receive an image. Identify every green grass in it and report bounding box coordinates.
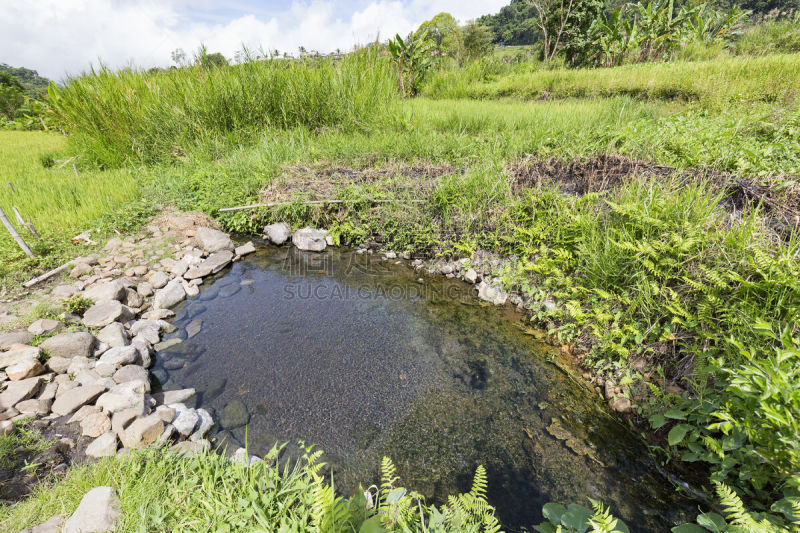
[422,54,800,109]
[0,419,52,471]
[0,131,140,288]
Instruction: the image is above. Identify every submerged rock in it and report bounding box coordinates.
[220,399,249,429]
[292,228,327,252]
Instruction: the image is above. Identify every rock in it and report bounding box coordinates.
[124,288,144,308]
[476,278,508,305]
[130,341,153,368]
[40,331,95,358]
[220,399,249,429]
[263,222,291,245]
[184,250,233,279]
[130,319,175,336]
[0,347,40,370]
[170,259,189,277]
[15,398,52,417]
[111,408,141,436]
[76,368,104,387]
[69,263,92,279]
[0,377,42,410]
[62,486,121,533]
[113,365,149,386]
[51,384,106,416]
[0,419,14,436]
[98,346,138,370]
[96,380,147,414]
[464,268,479,284]
[149,271,169,289]
[56,381,80,398]
[121,413,164,448]
[0,330,34,350]
[190,408,214,441]
[96,323,129,349]
[67,356,91,377]
[38,381,59,401]
[186,319,202,338]
[52,284,78,300]
[232,447,262,466]
[195,227,233,253]
[20,514,63,533]
[83,301,133,329]
[81,412,112,438]
[153,388,195,405]
[171,404,199,436]
[137,281,154,297]
[83,280,126,303]
[6,357,44,381]
[155,405,176,423]
[235,242,256,256]
[27,319,63,336]
[68,405,101,424]
[141,309,174,320]
[154,338,182,351]
[604,379,617,401]
[609,396,632,413]
[153,280,186,310]
[85,432,118,458]
[292,227,327,252]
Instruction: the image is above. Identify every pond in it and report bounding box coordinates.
[151,246,696,531]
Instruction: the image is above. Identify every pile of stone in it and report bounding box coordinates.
[0,219,256,458]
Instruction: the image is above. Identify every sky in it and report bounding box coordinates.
[1,0,508,81]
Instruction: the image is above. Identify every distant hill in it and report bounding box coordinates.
[0,64,50,97]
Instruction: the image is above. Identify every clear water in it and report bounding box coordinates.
[152,246,697,531]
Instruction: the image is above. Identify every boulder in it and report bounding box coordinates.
[124,288,143,309]
[98,346,138,369]
[235,242,256,256]
[292,227,327,252]
[220,399,249,429]
[136,281,154,297]
[120,414,164,448]
[62,486,121,533]
[0,347,40,370]
[83,301,133,329]
[27,319,63,336]
[609,396,632,413]
[464,268,479,284]
[96,380,146,414]
[476,278,508,306]
[19,513,63,533]
[195,227,234,253]
[190,408,214,441]
[96,322,129,348]
[0,330,34,350]
[83,280,126,303]
[81,412,112,438]
[14,398,52,417]
[6,357,44,381]
[111,407,141,436]
[263,222,291,245]
[113,365,149,386]
[183,250,233,280]
[85,432,118,458]
[51,384,106,416]
[153,280,186,310]
[153,388,195,405]
[148,271,169,289]
[170,404,199,436]
[40,331,95,358]
[68,405,101,424]
[0,377,42,409]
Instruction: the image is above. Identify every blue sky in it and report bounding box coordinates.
[1,1,508,80]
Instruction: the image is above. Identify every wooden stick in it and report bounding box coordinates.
[72,163,80,178]
[23,262,73,288]
[12,207,24,225]
[219,198,426,213]
[0,206,34,257]
[12,207,40,238]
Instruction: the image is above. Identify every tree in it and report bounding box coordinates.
[0,71,25,119]
[171,48,187,67]
[478,0,540,44]
[526,0,603,63]
[462,20,495,59]
[416,12,464,58]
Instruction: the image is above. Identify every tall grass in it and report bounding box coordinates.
[733,16,800,56]
[50,48,398,167]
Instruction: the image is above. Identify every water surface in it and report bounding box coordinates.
[153,246,696,531]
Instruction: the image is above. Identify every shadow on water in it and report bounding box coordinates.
[152,246,698,531]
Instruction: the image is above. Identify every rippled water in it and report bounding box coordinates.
[152,246,696,531]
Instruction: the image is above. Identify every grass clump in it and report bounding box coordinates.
[0,419,53,471]
[49,48,398,167]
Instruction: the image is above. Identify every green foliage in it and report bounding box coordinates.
[479,0,540,44]
[0,64,50,98]
[732,12,800,54]
[463,21,496,59]
[63,295,94,315]
[416,13,465,59]
[388,31,436,96]
[533,500,630,532]
[0,419,53,471]
[542,0,605,65]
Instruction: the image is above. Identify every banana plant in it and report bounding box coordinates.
[387,30,435,97]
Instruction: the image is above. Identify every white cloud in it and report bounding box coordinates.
[0,0,508,81]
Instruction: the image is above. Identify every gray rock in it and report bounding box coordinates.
[124,288,143,308]
[40,331,95,358]
[130,319,175,336]
[113,365,149,386]
[0,347,40,370]
[0,377,42,409]
[263,222,291,245]
[68,405,101,424]
[184,250,233,279]
[170,439,210,458]
[235,242,256,256]
[83,301,133,329]
[0,330,33,350]
[190,408,214,441]
[171,405,200,436]
[464,268,479,284]
[15,398,52,417]
[81,412,112,438]
[98,346,138,371]
[83,280,126,303]
[51,384,106,416]
[120,413,164,448]
[96,322,129,348]
[0,419,13,436]
[111,408,141,436]
[153,280,186,310]
[141,309,174,320]
[6,357,44,381]
[37,381,59,401]
[186,319,202,339]
[292,227,327,252]
[610,395,632,413]
[220,399,249,429]
[52,284,78,300]
[85,432,118,458]
[96,380,147,414]
[153,388,195,405]
[69,263,92,279]
[195,227,234,253]
[149,271,169,289]
[154,338,182,352]
[136,281,154,297]
[27,318,63,336]
[476,278,508,306]
[62,486,121,533]
[66,356,91,376]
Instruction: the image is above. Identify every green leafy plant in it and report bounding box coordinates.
[388,31,435,96]
[64,295,94,315]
